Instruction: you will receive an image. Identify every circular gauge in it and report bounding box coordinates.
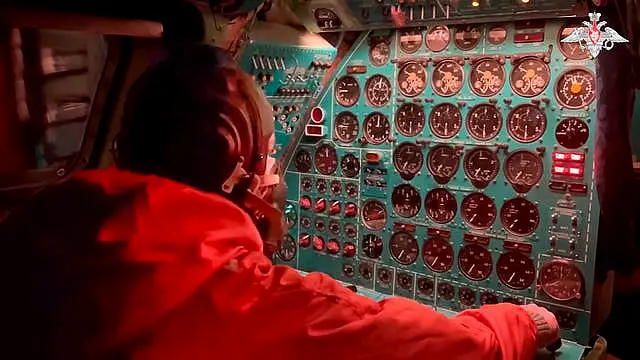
[470,59,505,97]
[459,287,476,306]
[510,57,551,97]
[344,223,357,238]
[488,25,507,45]
[466,104,502,141]
[425,188,457,224]
[315,218,325,232]
[330,180,341,195]
[399,28,422,54]
[314,144,338,175]
[437,282,455,300]
[429,103,462,139]
[496,251,536,290]
[397,272,413,290]
[422,237,454,273]
[359,262,373,279]
[461,192,497,229]
[417,277,435,296]
[315,178,327,193]
[340,153,360,178]
[426,25,450,52]
[369,41,391,66]
[378,268,392,285]
[284,202,297,229]
[556,309,578,329]
[504,150,543,191]
[555,117,589,149]
[363,112,390,144]
[329,219,340,234]
[393,142,424,180]
[365,74,392,107]
[300,216,311,228]
[507,104,547,143]
[463,147,500,187]
[362,234,384,259]
[539,260,584,301]
[301,177,312,192]
[458,244,493,281]
[555,68,596,109]
[294,149,312,172]
[500,198,540,236]
[391,184,421,218]
[432,60,464,97]
[558,23,590,60]
[346,183,358,198]
[390,231,420,265]
[395,102,426,137]
[276,234,297,261]
[427,145,460,181]
[334,112,359,143]
[480,291,499,305]
[454,25,481,51]
[335,75,360,107]
[361,199,387,231]
[342,264,354,277]
[314,8,341,30]
[397,62,427,97]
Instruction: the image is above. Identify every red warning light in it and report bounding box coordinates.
[310,107,325,123]
[553,152,585,163]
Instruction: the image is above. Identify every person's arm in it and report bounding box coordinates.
[209,251,541,360]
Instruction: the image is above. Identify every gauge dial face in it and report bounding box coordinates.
[461,192,497,229]
[335,75,360,107]
[362,234,384,259]
[363,112,390,145]
[395,103,426,137]
[459,287,476,306]
[391,184,421,218]
[315,178,327,193]
[480,291,499,304]
[314,144,338,175]
[500,198,540,236]
[393,142,424,180]
[458,244,493,281]
[365,74,392,107]
[427,145,460,181]
[464,147,500,187]
[390,231,420,265]
[558,24,590,60]
[438,282,455,300]
[314,8,341,30]
[344,223,357,238]
[507,104,547,143]
[556,309,578,329]
[294,149,312,172]
[417,277,435,296]
[422,237,454,273]
[276,234,297,261]
[470,59,505,97]
[361,199,387,231]
[341,153,360,178]
[399,28,423,54]
[555,117,589,149]
[555,69,596,109]
[426,25,450,52]
[429,103,462,139]
[496,251,536,290]
[504,150,543,190]
[539,261,584,301]
[369,41,391,66]
[425,188,457,224]
[284,202,297,229]
[346,183,358,198]
[432,60,464,97]
[397,272,413,290]
[398,62,427,97]
[334,112,359,143]
[488,26,507,45]
[330,180,341,195]
[510,57,551,97]
[454,25,481,51]
[301,177,312,192]
[359,262,373,279]
[467,104,502,141]
[378,268,392,284]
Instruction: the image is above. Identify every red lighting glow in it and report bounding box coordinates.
[552,151,585,163]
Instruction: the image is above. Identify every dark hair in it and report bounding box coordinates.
[116,45,266,196]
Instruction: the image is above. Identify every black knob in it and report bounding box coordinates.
[546,339,562,352]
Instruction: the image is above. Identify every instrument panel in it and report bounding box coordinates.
[271,20,599,345]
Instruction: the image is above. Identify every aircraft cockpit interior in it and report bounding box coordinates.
[1,1,639,359]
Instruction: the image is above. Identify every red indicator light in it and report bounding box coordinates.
[343,242,356,257]
[553,152,585,163]
[305,124,324,137]
[570,153,584,162]
[299,233,311,247]
[312,236,325,251]
[569,167,583,176]
[314,198,326,213]
[365,151,381,164]
[310,107,325,123]
[553,166,567,175]
[553,152,567,161]
[326,239,340,254]
[300,195,312,210]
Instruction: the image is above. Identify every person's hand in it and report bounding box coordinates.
[521,304,560,348]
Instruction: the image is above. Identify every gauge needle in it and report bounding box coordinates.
[399,250,405,259]
[431,257,439,266]
[469,264,476,273]
[470,214,477,222]
[510,219,518,228]
[508,272,516,282]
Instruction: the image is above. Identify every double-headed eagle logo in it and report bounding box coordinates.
[561,12,628,58]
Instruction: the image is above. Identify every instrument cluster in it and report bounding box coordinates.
[277,21,599,345]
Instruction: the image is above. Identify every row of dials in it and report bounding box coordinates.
[335,105,589,147]
[367,23,591,61]
[335,64,595,108]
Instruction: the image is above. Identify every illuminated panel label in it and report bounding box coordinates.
[514,33,545,43]
[347,65,367,74]
[553,152,585,163]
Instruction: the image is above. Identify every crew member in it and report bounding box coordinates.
[2,45,559,360]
